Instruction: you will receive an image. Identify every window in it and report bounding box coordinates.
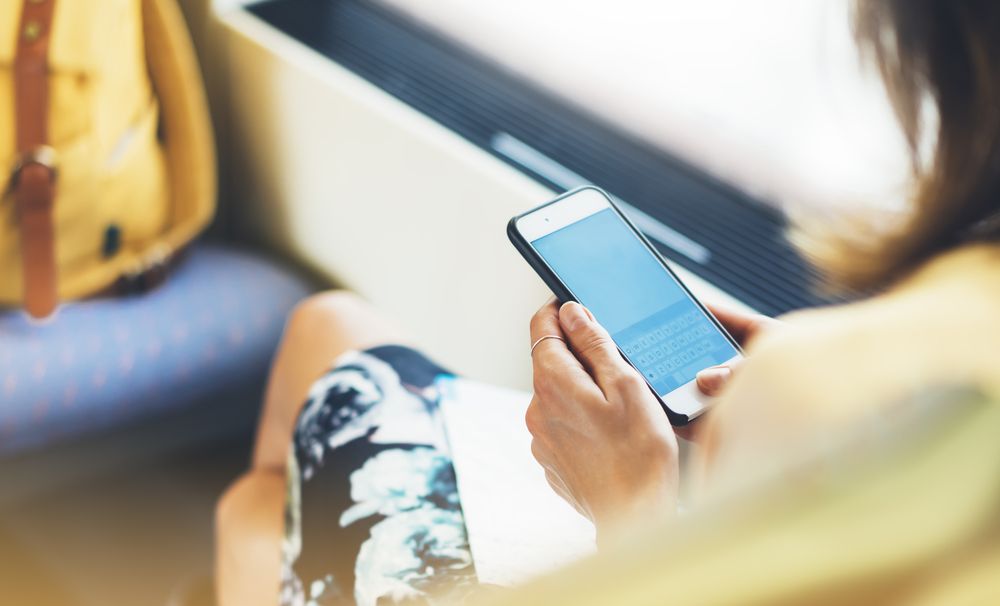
[379,0,910,213]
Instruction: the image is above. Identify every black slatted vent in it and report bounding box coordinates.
[248,0,846,315]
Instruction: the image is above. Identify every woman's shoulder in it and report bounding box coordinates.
[751,242,1000,406]
[702,244,1000,488]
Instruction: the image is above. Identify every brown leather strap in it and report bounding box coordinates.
[12,0,58,319]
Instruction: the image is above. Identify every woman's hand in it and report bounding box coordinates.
[526,300,679,545]
[695,304,781,397]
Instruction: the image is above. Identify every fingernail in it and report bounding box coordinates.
[696,365,731,393]
[560,302,589,331]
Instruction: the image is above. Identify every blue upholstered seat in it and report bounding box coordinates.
[0,244,313,456]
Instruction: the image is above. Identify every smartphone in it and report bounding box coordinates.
[508,186,741,425]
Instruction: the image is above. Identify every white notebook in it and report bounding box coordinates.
[437,377,596,586]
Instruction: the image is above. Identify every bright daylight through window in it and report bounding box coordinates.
[378,0,912,215]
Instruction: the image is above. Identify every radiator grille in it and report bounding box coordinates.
[249,0,847,315]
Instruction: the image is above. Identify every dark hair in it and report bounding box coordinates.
[796,0,1000,291]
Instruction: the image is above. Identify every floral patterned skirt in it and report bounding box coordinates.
[280,345,479,606]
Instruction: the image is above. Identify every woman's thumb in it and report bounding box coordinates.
[696,364,734,397]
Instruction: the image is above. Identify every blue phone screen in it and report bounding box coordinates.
[532,208,737,394]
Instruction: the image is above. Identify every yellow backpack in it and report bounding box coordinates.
[1,0,215,318]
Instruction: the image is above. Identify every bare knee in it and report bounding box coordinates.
[216,471,286,606]
[216,473,261,538]
[215,471,285,570]
[287,290,368,329]
[284,290,405,356]
[253,290,405,470]
[283,291,362,347]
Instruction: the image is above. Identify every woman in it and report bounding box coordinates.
[217,1,1000,604]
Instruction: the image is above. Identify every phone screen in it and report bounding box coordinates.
[530,207,738,396]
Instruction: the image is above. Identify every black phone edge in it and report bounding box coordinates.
[506,185,728,427]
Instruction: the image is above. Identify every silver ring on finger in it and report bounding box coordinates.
[530,335,566,356]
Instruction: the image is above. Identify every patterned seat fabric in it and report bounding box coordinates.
[0,245,313,456]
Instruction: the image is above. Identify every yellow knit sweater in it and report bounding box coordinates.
[482,243,1000,606]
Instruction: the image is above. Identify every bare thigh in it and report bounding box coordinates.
[216,291,407,606]
[252,290,409,471]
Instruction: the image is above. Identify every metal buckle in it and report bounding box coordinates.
[7,145,58,195]
[119,244,173,294]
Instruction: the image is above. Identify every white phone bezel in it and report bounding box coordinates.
[514,187,610,241]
